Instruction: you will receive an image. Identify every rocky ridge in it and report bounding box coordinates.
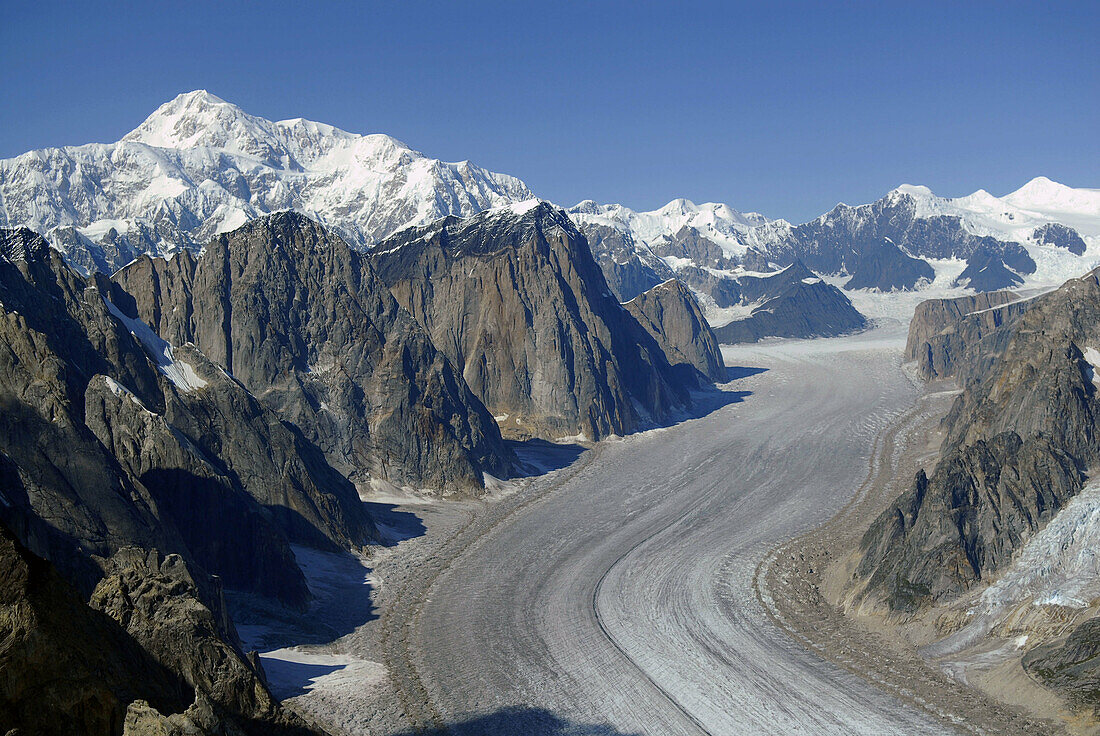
[858,269,1100,613]
[904,290,1031,382]
[623,279,726,383]
[0,518,318,736]
[111,211,514,493]
[369,202,702,441]
[710,262,867,344]
[0,225,410,733]
[0,226,359,606]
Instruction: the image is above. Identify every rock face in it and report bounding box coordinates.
[0,225,410,607]
[0,228,311,605]
[111,212,513,493]
[858,269,1100,612]
[0,228,346,734]
[843,238,934,291]
[0,523,317,736]
[672,265,744,308]
[710,263,867,344]
[91,548,319,736]
[1033,222,1087,255]
[580,221,674,301]
[370,202,697,441]
[952,242,1037,291]
[857,434,1080,612]
[0,522,191,736]
[1024,618,1100,713]
[624,279,726,383]
[904,290,1030,382]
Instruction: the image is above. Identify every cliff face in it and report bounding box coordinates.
[952,242,1036,292]
[370,203,696,441]
[624,279,726,383]
[91,547,320,736]
[904,290,1030,382]
[1024,618,1100,713]
[857,434,1081,612]
[1033,222,1086,255]
[0,227,357,734]
[111,212,513,493]
[0,227,336,606]
[859,269,1100,612]
[843,238,934,291]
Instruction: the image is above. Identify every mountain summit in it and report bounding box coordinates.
[0,90,534,272]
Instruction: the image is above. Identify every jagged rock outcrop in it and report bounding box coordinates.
[0,226,391,608]
[673,265,743,308]
[759,190,1037,282]
[0,520,321,736]
[0,230,346,733]
[624,279,726,383]
[1033,222,1087,255]
[904,290,1030,382]
[952,242,1037,291]
[843,238,934,291]
[0,522,192,736]
[710,263,867,344]
[857,434,1080,612]
[370,202,695,441]
[1023,618,1100,714]
[82,373,310,603]
[858,268,1100,612]
[91,548,318,736]
[580,222,674,301]
[650,225,738,269]
[111,212,513,493]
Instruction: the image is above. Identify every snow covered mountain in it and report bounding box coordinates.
[568,198,769,262]
[571,179,1100,309]
[0,90,534,273]
[2,89,1097,312]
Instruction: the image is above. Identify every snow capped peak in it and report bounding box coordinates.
[1004,176,1100,216]
[658,198,699,216]
[568,199,603,216]
[181,89,227,105]
[567,197,766,261]
[1011,175,1063,198]
[0,93,537,267]
[122,89,269,151]
[891,184,933,199]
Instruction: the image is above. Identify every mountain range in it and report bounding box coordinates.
[4,91,1098,346]
[2,90,1100,734]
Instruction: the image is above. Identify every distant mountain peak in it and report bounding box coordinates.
[1005,176,1100,215]
[0,92,536,269]
[891,184,933,199]
[123,89,263,149]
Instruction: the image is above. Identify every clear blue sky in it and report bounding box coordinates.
[2,1,1096,222]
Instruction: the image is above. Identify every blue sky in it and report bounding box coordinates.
[2,1,1096,222]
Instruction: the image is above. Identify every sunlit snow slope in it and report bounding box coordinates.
[0,90,533,272]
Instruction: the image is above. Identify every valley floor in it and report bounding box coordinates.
[239,324,1030,735]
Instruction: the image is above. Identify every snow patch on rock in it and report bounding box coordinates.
[103,298,207,391]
